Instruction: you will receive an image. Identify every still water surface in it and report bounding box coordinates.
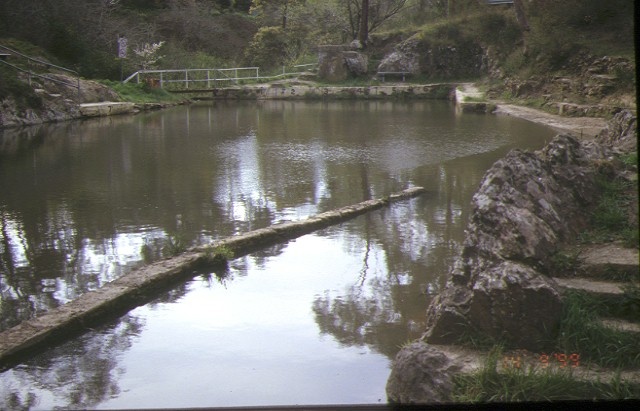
[0,100,557,409]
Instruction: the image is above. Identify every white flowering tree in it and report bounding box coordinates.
[132,41,165,70]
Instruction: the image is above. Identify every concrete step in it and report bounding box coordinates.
[553,243,639,282]
[578,243,639,282]
[599,317,640,334]
[432,344,640,384]
[553,277,626,297]
[78,102,136,117]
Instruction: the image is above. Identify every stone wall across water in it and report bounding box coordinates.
[203,83,455,100]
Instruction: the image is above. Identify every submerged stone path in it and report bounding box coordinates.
[0,186,425,370]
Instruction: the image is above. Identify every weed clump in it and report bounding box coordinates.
[202,244,235,266]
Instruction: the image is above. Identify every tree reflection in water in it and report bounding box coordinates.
[0,313,143,410]
[0,102,556,407]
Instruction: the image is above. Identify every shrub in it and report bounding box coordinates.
[0,65,43,109]
[243,26,293,70]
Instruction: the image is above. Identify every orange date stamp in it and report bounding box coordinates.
[502,353,580,369]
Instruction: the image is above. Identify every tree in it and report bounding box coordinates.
[132,41,165,70]
[345,0,408,46]
[358,0,369,46]
[513,0,529,31]
[250,0,304,29]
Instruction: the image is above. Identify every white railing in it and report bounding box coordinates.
[123,63,317,89]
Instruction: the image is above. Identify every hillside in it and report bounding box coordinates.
[0,0,636,125]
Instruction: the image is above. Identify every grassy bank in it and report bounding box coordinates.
[453,346,640,402]
[99,80,185,104]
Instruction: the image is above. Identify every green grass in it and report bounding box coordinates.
[549,250,583,278]
[202,244,235,265]
[555,290,640,369]
[579,173,637,247]
[453,346,640,402]
[621,152,638,169]
[99,80,184,103]
[161,233,189,257]
[0,65,44,109]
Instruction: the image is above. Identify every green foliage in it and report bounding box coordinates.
[202,244,235,265]
[555,290,640,369]
[244,26,296,69]
[161,233,189,257]
[454,352,640,402]
[620,152,638,169]
[49,22,86,64]
[473,11,522,52]
[524,0,634,72]
[0,65,43,109]
[100,80,182,103]
[549,250,582,278]
[578,173,637,246]
[592,196,627,231]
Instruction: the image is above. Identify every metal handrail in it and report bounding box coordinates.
[0,44,81,95]
[123,64,317,89]
[0,44,78,76]
[123,67,261,87]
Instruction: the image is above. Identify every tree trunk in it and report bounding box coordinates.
[513,0,530,31]
[281,0,288,29]
[358,0,369,48]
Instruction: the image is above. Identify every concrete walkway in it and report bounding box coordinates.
[454,83,607,137]
[494,104,606,138]
[454,83,484,102]
[78,102,136,117]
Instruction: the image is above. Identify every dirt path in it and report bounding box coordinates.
[494,104,607,138]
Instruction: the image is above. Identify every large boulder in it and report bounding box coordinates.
[386,342,474,404]
[317,45,368,82]
[595,109,637,153]
[423,134,611,351]
[377,33,484,79]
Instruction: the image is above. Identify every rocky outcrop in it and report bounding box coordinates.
[0,73,120,129]
[316,45,368,82]
[387,110,637,404]
[377,33,484,79]
[486,51,635,114]
[423,134,610,351]
[386,342,478,404]
[595,109,637,153]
